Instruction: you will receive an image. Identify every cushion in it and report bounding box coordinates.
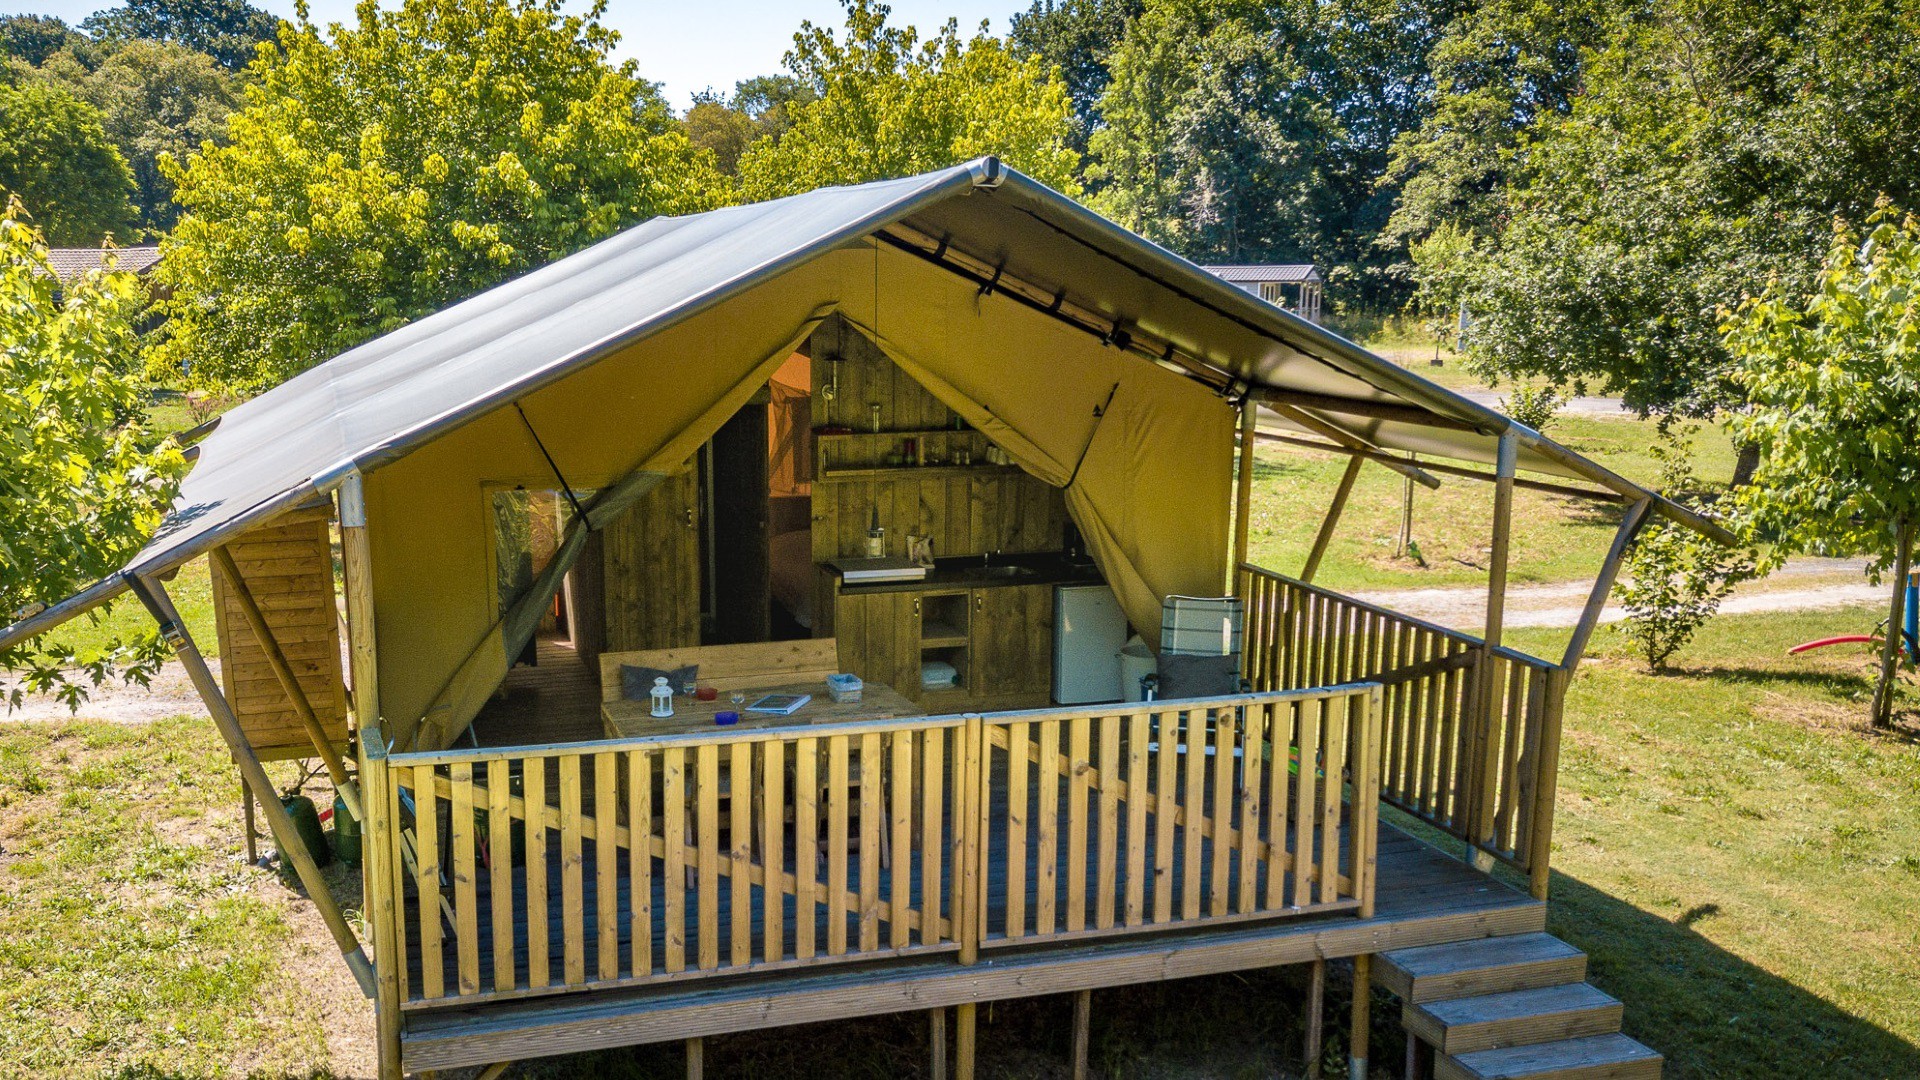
[1154,653,1241,700]
[622,663,698,701]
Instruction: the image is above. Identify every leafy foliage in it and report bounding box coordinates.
[1615,426,1754,671]
[1725,205,1920,723]
[0,80,138,245]
[80,0,281,71]
[1405,0,1920,421]
[1007,0,1140,152]
[0,199,186,709]
[29,39,241,231]
[1499,383,1560,433]
[736,0,1080,200]
[0,14,83,66]
[152,0,727,394]
[683,76,815,176]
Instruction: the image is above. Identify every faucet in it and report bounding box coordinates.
[982,548,1001,566]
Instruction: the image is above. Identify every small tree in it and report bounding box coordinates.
[0,80,139,245]
[154,0,726,395]
[1615,425,1755,671]
[1725,203,1920,726]
[0,198,186,709]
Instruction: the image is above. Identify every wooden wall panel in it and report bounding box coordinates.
[209,505,351,760]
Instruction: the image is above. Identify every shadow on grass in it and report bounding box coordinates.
[1671,663,1876,696]
[1546,868,1920,1079]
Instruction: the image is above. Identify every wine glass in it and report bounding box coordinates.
[729,689,746,708]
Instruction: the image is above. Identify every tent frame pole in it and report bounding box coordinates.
[124,570,376,998]
[1233,401,1257,582]
[1467,434,1516,869]
[1562,498,1654,673]
[1266,402,1442,490]
[1302,454,1364,584]
[210,545,361,822]
[337,472,384,749]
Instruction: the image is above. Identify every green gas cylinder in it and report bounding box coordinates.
[332,792,362,868]
[277,793,333,868]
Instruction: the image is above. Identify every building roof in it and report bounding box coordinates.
[0,159,1726,649]
[44,246,162,282]
[1204,263,1321,284]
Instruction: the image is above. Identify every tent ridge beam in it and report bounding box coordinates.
[1258,433,1627,502]
[1250,386,1482,433]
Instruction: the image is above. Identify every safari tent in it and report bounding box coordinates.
[2,159,1712,1080]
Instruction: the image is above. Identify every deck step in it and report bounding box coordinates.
[1407,982,1623,1054]
[1434,1032,1663,1080]
[1377,932,1587,1003]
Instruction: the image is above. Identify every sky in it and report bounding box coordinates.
[16,0,1027,108]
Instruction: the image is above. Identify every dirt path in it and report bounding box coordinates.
[1455,388,1632,417]
[1354,556,1882,632]
[4,656,217,722]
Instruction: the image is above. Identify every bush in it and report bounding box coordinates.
[1500,383,1561,433]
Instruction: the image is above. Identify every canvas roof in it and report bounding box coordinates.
[1,158,1723,648]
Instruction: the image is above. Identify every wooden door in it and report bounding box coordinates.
[601,469,702,651]
[834,589,919,697]
[970,585,1054,706]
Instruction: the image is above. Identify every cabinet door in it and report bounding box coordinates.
[834,589,919,695]
[971,585,1054,704]
[601,469,702,651]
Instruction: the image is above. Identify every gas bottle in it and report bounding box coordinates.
[278,793,333,868]
[332,792,362,868]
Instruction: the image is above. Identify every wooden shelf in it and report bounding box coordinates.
[816,464,1021,482]
[816,427,974,439]
[920,631,968,649]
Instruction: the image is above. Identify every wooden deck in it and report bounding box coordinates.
[395,817,1532,1071]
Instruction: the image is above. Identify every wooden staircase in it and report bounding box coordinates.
[1377,933,1664,1080]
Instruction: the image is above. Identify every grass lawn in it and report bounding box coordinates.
[4,606,1917,1077]
[1248,414,1739,593]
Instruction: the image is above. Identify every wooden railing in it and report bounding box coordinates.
[1238,564,1566,894]
[358,685,1382,1011]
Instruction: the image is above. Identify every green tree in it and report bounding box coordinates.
[0,14,82,66]
[1007,0,1141,152]
[1725,206,1920,728]
[1408,0,1920,452]
[1087,1,1336,266]
[0,81,138,245]
[154,0,727,395]
[32,40,241,231]
[684,76,816,176]
[81,0,281,71]
[0,198,186,709]
[736,0,1080,201]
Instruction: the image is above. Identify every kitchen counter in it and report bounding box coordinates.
[830,551,1104,594]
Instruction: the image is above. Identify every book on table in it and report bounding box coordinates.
[745,693,811,715]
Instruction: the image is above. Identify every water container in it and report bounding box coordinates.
[278,793,333,868]
[332,792,361,868]
[1119,636,1157,703]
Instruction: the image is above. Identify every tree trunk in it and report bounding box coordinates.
[1731,442,1761,487]
[1871,520,1912,729]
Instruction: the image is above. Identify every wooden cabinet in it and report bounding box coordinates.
[970,585,1053,706]
[834,583,1054,708]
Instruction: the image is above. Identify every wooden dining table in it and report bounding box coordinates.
[601,679,925,740]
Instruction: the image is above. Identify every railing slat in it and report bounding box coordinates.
[1035,718,1060,935]
[1237,701,1267,915]
[919,728,943,945]
[630,749,653,978]
[794,738,818,960]
[1124,712,1149,928]
[1096,714,1120,930]
[524,759,548,989]
[1320,697,1349,905]
[450,762,479,995]
[1292,698,1320,909]
[730,742,754,968]
[696,744,720,970]
[662,747,687,973]
[1066,714,1090,934]
[761,740,785,964]
[487,759,514,994]
[827,735,850,956]
[413,764,444,1000]
[1209,706,1235,916]
[890,731,913,949]
[596,752,620,982]
[1181,708,1206,921]
[1004,720,1029,940]
[558,755,585,987]
[859,731,883,953]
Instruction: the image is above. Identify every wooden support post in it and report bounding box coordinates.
[930,1008,948,1080]
[685,1036,704,1080]
[1234,400,1257,582]
[1561,498,1654,673]
[1349,955,1372,1080]
[1266,401,1443,490]
[242,779,258,864]
[1072,989,1092,1080]
[125,572,377,998]
[1874,518,1914,728]
[956,1003,978,1080]
[338,473,390,754]
[211,545,362,822]
[1304,958,1326,1075]
[1302,454,1364,584]
[1467,433,1517,861]
[1526,667,1571,902]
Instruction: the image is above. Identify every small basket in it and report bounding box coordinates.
[825,672,864,703]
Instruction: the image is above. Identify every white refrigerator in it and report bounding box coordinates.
[1053,584,1128,705]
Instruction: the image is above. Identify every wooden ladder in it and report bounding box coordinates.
[1378,932,1664,1080]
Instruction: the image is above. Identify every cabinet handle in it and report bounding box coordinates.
[913,598,921,617]
[684,507,695,529]
[975,593,983,612]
